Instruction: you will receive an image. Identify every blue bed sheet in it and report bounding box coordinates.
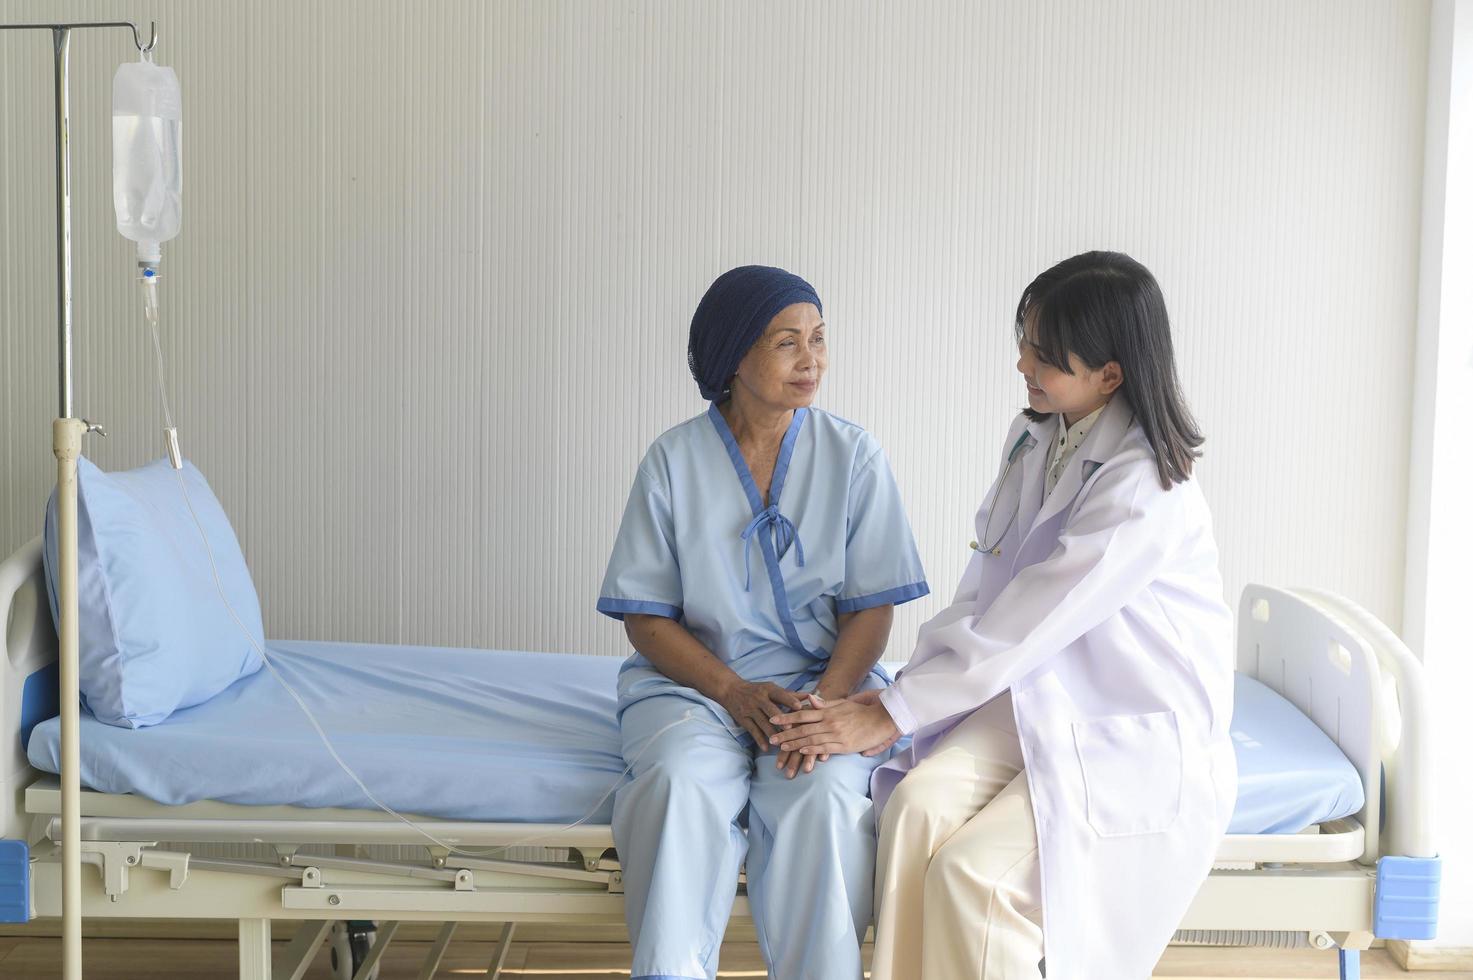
[27,645,1365,833]
[27,641,628,823]
[1228,672,1365,833]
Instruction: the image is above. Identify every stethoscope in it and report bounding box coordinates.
[969,431,1034,557]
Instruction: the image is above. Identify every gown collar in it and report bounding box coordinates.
[706,403,808,515]
[708,404,810,591]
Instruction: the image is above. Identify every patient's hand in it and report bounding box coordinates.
[715,679,807,748]
[775,746,823,779]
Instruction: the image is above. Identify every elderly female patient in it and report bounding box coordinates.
[597,265,928,980]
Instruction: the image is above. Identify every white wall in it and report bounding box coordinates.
[1,1,1429,664]
[1405,0,1473,952]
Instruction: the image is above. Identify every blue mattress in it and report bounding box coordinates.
[27,642,628,823]
[1228,673,1365,833]
[27,644,1364,833]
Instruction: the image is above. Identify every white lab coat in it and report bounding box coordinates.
[875,397,1237,979]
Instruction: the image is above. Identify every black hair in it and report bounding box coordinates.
[1014,251,1203,488]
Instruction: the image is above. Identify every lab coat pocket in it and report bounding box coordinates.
[1071,710,1183,837]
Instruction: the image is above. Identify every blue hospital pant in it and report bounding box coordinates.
[612,692,882,980]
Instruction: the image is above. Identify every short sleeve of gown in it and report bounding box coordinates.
[596,461,683,621]
[836,441,930,614]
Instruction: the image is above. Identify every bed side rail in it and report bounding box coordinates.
[1,537,57,842]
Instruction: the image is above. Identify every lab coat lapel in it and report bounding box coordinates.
[1023,398,1136,545]
[1012,420,1052,544]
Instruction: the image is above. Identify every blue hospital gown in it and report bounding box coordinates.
[598,404,929,714]
[598,404,929,980]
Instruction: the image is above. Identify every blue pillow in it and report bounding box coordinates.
[43,457,264,728]
[1229,673,1365,834]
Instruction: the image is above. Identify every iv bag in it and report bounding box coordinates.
[113,56,182,266]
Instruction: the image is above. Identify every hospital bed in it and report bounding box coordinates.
[0,537,1440,980]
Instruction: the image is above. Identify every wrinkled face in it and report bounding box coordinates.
[731,302,826,410]
[1016,310,1121,422]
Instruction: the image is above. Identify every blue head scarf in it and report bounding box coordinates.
[687,265,823,402]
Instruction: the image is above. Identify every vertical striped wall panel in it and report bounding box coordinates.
[1,0,1430,658]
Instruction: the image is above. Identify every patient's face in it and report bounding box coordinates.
[730,303,827,412]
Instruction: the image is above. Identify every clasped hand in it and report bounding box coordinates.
[768,688,901,760]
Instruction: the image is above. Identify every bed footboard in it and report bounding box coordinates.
[1232,584,1440,944]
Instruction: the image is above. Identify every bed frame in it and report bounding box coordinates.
[0,538,1441,980]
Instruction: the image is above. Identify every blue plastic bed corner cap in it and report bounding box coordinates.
[1375,855,1440,939]
[0,840,30,923]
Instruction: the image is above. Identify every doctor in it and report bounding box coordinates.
[770,251,1237,979]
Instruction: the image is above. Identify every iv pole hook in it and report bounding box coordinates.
[132,21,157,55]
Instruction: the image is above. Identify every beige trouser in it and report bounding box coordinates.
[871,692,1044,980]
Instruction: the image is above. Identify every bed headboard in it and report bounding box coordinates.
[0,538,58,842]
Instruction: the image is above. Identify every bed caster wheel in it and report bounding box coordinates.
[330,921,380,980]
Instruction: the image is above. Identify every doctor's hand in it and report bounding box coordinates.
[768,694,900,757]
[846,689,904,757]
[775,694,832,779]
[715,679,807,748]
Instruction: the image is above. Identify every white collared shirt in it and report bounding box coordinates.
[1045,403,1107,496]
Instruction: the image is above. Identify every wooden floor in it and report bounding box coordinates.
[0,938,1467,979]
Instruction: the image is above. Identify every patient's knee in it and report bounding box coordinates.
[634,745,742,810]
[793,754,872,803]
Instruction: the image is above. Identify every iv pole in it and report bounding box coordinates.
[0,21,158,980]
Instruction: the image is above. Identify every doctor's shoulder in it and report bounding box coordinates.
[1080,431,1206,524]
